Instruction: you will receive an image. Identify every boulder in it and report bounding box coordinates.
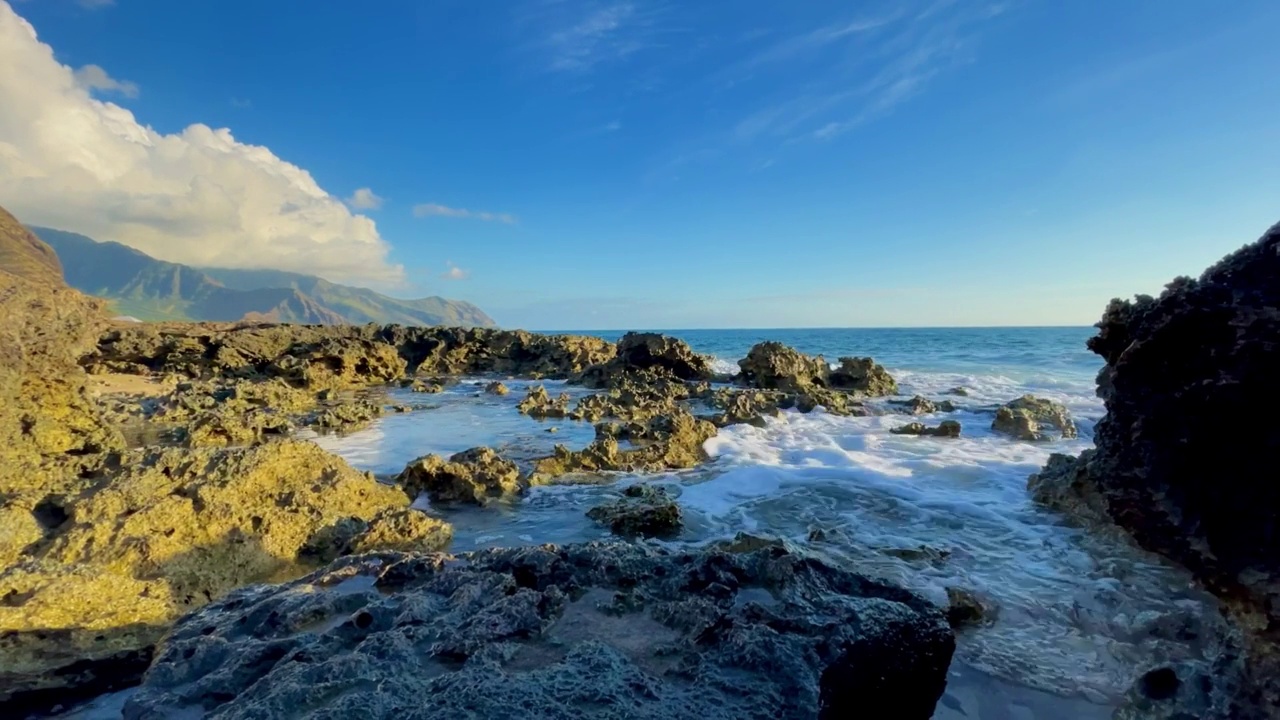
[485,381,510,396]
[586,485,682,537]
[991,395,1077,441]
[123,543,955,719]
[890,421,961,438]
[738,342,897,399]
[575,332,714,388]
[828,356,899,396]
[517,385,572,419]
[396,447,524,505]
[1030,222,1280,718]
[0,440,422,712]
[944,587,998,628]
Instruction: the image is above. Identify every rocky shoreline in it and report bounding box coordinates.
[2,217,1278,718]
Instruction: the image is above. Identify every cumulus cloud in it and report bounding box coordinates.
[413,202,515,224]
[441,261,469,280]
[0,2,402,286]
[73,64,138,98]
[345,187,384,210]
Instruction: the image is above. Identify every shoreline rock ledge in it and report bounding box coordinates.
[122,543,955,720]
[1030,221,1280,719]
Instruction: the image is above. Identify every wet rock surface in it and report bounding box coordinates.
[1030,222,1280,718]
[991,395,1077,441]
[396,447,524,505]
[124,543,955,720]
[891,420,962,438]
[586,485,682,537]
[532,408,717,481]
[518,385,573,419]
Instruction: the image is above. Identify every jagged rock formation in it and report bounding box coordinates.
[396,447,524,505]
[87,323,615,381]
[0,440,442,714]
[991,395,1077,441]
[517,385,572,419]
[575,332,714,388]
[1030,222,1280,718]
[738,343,897,397]
[586,485,682,537]
[123,543,955,719]
[533,408,717,481]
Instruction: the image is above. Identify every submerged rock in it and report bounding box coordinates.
[1031,222,1280,718]
[517,385,572,419]
[405,378,445,393]
[312,399,383,430]
[485,381,510,396]
[586,485,682,538]
[124,543,955,720]
[890,421,962,438]
[396,447,524,505]
[944,587,999,628]
[575,332,714,388]
[888,395,955,415]
[704,388,784,427]
[991,395,1077,441]
[0,440,421,712]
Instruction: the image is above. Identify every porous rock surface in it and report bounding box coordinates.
[738,342,897,397]
[586,484,682,537]
[86,323,615,383]
[396,447,524,505]
[1030,222,1280,718]
[123,543,955,720]
[0,440,436,713]
[891,421,962,438]
[991,395,1076,441]
[574,332,714,388]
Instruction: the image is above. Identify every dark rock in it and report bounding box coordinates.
[888,395,938,415]
[945,386,969,397]
[396,447,523,505]
[738,343,896,402]
[827,356,899,396]
[1031,222,1280,718]
[890,421,961,438]
[586,485,682,538]
[991,395,1076,441]
[485,381,510,396]
[124,543,955,719]
[574,332,714,389]
[405,378,444,393]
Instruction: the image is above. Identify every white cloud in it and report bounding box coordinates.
[441,261,469,280]
[346,187,384,210]
[73,64,138,98]
[413,203,516,225]
[0,2,402,286]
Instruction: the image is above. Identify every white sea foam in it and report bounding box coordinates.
[681,395,1213,702]
[300,363,1214,710]
[708,355,740,375]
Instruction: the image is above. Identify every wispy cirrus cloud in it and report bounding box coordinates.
[518,0,672,74]
[413,203,517,224]
[714,0,1014,147]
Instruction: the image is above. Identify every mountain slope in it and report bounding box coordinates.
[200,268,495,327]
[29,227,495,327]
[0,206,63,286]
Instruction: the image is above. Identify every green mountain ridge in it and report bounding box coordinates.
[29,227,496,328]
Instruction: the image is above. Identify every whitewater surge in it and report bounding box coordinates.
[303,329,1218,716]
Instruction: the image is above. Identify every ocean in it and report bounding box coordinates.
[294,327,1215,720]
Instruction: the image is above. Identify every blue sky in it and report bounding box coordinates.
[4,0,1280,329]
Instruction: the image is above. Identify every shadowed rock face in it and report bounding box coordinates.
[738,342,897,399]
[86,323,616,383]
[1030,221,1280,718]
[575,332,715,388]
[123,543,955,720]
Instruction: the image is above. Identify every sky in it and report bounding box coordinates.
[2,0,1278,330]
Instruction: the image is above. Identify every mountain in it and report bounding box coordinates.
[0,206,63,286]
[199,267,495,327]
[28,227,496,327]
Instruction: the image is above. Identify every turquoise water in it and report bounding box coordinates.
[294,327,1215,720]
